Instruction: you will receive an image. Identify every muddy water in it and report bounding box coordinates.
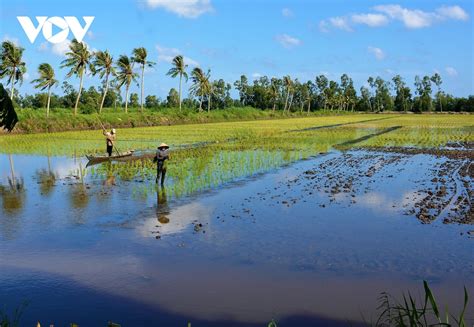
[0,151,473,326]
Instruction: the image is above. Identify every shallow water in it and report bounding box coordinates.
[0,149,472,326]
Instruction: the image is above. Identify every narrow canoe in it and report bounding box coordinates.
[86,151,134,164]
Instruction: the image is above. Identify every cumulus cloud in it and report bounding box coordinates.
[275,34,302,48]
[282,8,294,18]
[373,4,437,28]
[145,0,213,18]
[156,44,199,66]
[329,16,352,31]
[368,46,386,60]
[51,39,71,56]
[445,66,458,77]
[351,13,389,27]
[436,5,469,20]
[319,4,469,32]
[252,73,262,79]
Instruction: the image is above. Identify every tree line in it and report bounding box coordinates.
[1,39,473,116]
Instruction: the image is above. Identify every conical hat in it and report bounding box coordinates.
[158,143,169,149]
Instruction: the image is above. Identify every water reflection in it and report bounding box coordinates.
[156,187,170,225]
[36,156,56,197]
[0,155,25,215]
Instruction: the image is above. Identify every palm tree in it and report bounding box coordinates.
[166,55,188,111]
[269,78,281,113]
[132,47,155,112]
[190,67,206,112]
[283,76,292,112]
[0,41,27,100]
[115,55,138,113]
[204,69,212,112]
[93,50,115,113]
[31,63,58,117]
[61,39,93,115]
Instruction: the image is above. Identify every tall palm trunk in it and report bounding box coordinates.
[288,94,294,111]
[125,84,130,114]
[46,85,52,118]
[99,73,110,114]
[199,94,203,112]
[284,89,290,112]
[178,73,183,111]
[140,64,145,112]
[272,101,276,113]
[10,80,15,100]
[207,94,211,112]
[307,100,311,113]
[74,70,85,116]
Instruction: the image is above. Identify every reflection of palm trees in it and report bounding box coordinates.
[0,154,25,214]
[36,156,56,196]
[156,187,170,224]
[68,162,89,211]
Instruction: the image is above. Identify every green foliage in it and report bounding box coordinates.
[373,281,469,327]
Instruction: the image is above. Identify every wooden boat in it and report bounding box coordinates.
[86,151,134,165]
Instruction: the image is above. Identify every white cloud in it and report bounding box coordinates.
[319,20,330,33]
[145,0,213,18]
[320,4,469,32]
[23,72,30,80]
[51,39,71,56]
[2,35,20,46]
[368,46,386,60]
[87,30,95,40]
[373,4,437,28]
[445,66,458,77]
[155,44,199,66]
[282,8,294,18]
[275,34,302,48]
[436,5,469,21]
[351,13,389,27]
[252,73,262,79]
[329,16,352,31]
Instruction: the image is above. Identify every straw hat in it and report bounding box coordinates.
[158,143,169,149]
[111,128,116,134]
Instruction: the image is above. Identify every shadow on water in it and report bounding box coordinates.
[335,126,402,148]
[0,267,367,327]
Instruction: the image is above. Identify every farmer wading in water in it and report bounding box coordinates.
[103,128,116,157]
[154,143,170,185]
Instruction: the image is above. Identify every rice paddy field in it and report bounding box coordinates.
[0,113,473,326]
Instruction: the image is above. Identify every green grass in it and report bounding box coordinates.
[10,107,355,134]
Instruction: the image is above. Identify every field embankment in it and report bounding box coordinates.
[7,107,360,134]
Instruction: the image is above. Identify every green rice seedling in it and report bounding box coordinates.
[372,281,469,327]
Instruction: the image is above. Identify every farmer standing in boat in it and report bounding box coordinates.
[103,128,116,157]
[154,143,170,185]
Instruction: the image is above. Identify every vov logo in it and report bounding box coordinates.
[17,16,95,44]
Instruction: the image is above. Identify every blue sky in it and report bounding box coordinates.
[1,0,473,99]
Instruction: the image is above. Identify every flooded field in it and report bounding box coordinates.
[0,114,473,326]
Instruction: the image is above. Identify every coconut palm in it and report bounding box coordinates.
[115,55,138,113]
[31,63,58,117]
[93,50,115,113]
[190,67,207,112]
[203,69,213,112]
[61,39,93,115]
[0,41,27,100]
[167,55,188,111]
[283,76,293,112]
[269,78,280,113]
[132,47,155,112]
